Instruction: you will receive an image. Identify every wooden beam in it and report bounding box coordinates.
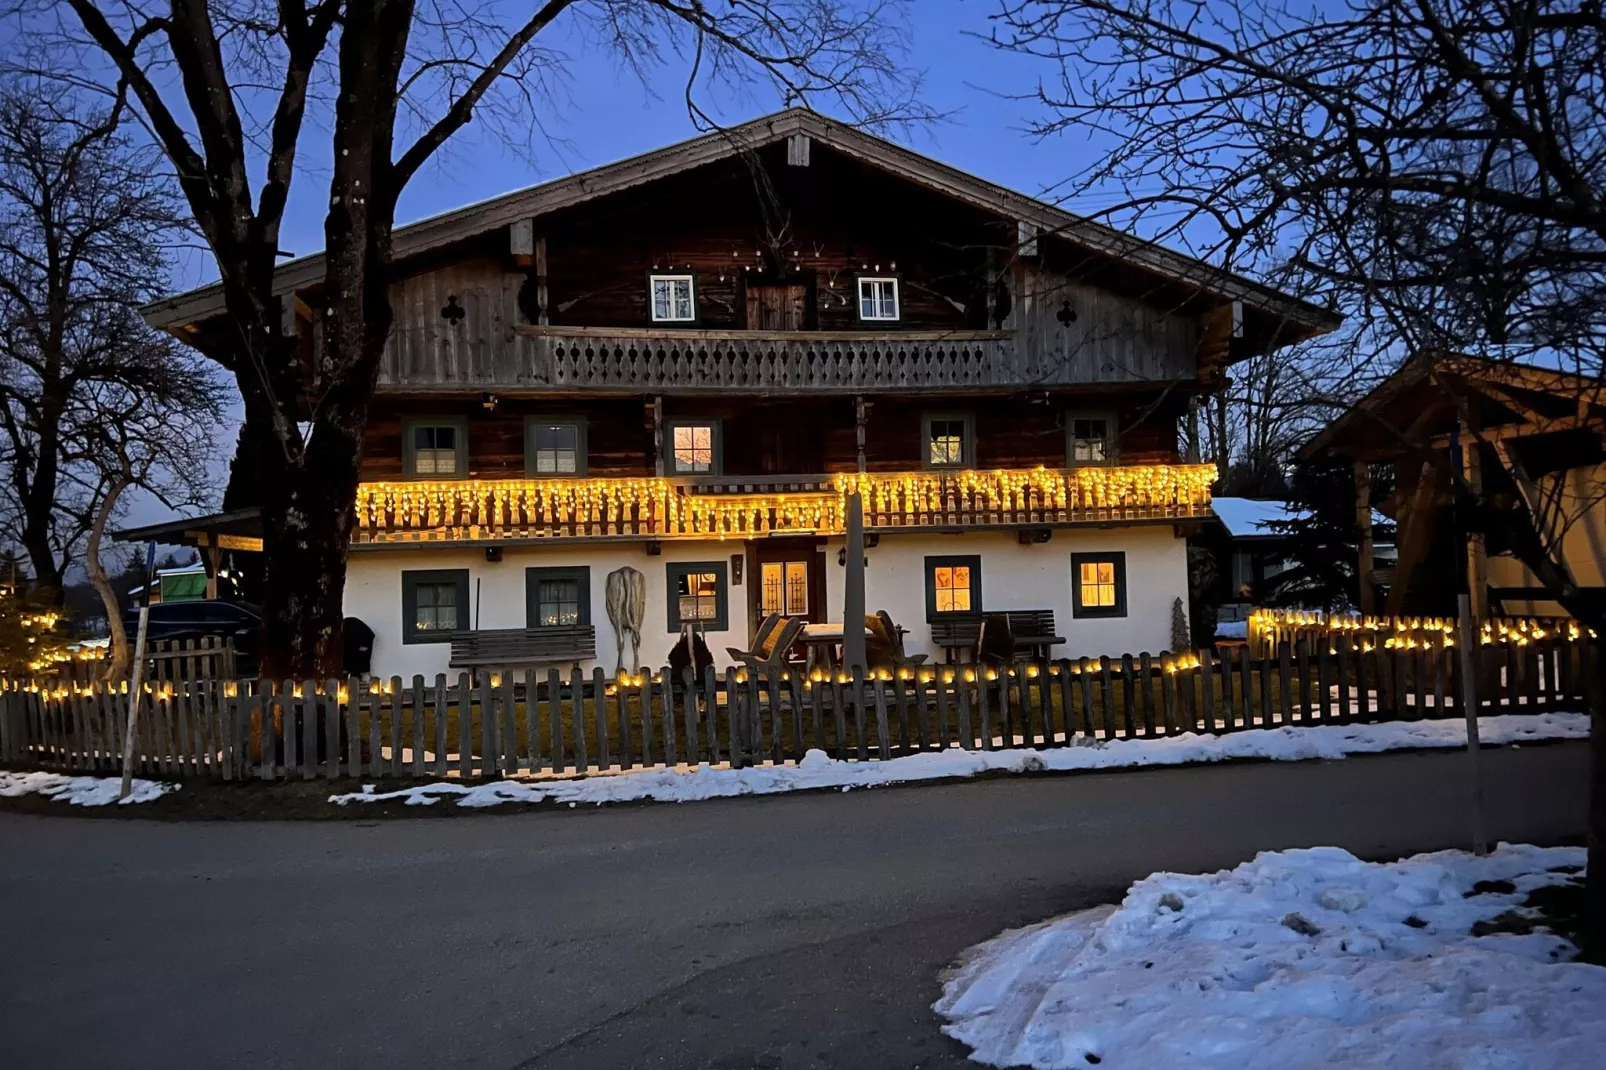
[533,236,549,325]
[854,396,868,473]
[509,218,534,258]
[786,133,810,166]
[1354,460,1375,614]
[1017,220,1039,258]
[1385,461,1441,616]
[1460,428,1489,620]
[651,395,664,478]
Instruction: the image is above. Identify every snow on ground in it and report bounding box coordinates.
[0,770,178,806]
[935,844,1603,1069]
[327,711,1588,809]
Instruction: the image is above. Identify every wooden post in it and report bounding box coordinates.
[1456,593,1488,856]
[651,395,665,478]
[842,490,867,672]
[533,235,549,326]
[1354,459,1375,615]
[854,395,868,474]
[118,605,151,799]
[1459,423,1489,620]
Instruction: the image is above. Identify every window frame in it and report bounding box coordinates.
[855,274,902,322]
[921,412,975,470]
[1066,411,1118,466]
[1071,551,1128,619]
[665,560,730,632]
[664,417,723,475]
[647,272,699,324]
[402,416,469,480]
[924,554,982,622]
[524,416,588,477]
[401,569,471,644]
[525,566,591,628]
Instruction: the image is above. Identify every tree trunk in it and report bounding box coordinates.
[85,474,131,681]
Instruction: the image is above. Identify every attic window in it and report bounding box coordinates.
[649,274,696,322]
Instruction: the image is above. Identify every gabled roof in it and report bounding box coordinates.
[143,108,1341,337]
[1299,351,1606,461]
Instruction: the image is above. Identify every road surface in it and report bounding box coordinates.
[0,742,1590,1069]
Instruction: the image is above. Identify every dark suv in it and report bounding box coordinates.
[123,600,262,676]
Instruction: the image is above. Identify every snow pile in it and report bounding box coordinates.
[936,844,1603,1069]
[328,712,1588,809]
[0,770,178,806]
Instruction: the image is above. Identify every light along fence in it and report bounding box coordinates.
[1,634,1591,783]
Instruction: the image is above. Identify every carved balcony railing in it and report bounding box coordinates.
[351,465,1217,545]
[512,327,1019,392]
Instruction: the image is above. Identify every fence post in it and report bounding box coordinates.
[1456,595,1488,856]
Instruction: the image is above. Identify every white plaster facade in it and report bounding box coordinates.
[345,524,1191,679]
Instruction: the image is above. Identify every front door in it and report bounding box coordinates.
[749,537,825,635]
[746,284,807,330]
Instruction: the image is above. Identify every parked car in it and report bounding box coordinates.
[122,599,262,676]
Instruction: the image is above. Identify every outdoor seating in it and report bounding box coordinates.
[728,615,806,672]
[930,610,1065,662]
[868,610,927,671]
[449,625,596,668]
[976,613,1015,666]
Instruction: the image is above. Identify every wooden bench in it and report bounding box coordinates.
[930,610,1066,662]
[449,626,596,669]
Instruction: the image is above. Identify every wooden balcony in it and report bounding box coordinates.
[378,325,1021,393]
[351,465,1217,545]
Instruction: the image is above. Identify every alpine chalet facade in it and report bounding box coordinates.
[144,110,1337,679]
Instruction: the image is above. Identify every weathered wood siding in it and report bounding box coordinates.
[360,394,1184,482]
[367,146,1203,392]
[1010,265,1200,384]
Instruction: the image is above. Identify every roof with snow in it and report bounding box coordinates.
[1212,498,1306,539]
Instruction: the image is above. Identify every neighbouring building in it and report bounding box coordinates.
[140,109,1336,677]
[1300,351,1606,619]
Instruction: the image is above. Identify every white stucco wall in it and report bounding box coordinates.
[345,523,1192,679]
[345,542,752,680]
[822,527,1190,661]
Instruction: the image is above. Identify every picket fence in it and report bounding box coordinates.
[1,635,1593,783]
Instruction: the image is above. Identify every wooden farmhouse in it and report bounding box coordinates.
[143,109,1336,678]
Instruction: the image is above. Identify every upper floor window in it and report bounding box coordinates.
[649,274,696,322]
[922,413,973,469]
[526,418,586,476]
[404,417,467,478]
[667,418,720,474]
[1068,414,1114,464]
[857,276,900,321]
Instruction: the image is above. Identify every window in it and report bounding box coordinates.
[666,418,720,474]
[857,276,900,321]
[402,569,469,644]
[666,561,729,631]
[526,567,590,627]
[1068,415,1114,464]
[760,560,810,617]
[526,418,586,476]
[922,413,973,469]
[649,274,696,322]
[1072,552,1127,618]
[404,417,467,478]
[924,555,981,621]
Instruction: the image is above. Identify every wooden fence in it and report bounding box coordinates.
[1,635,1592,783]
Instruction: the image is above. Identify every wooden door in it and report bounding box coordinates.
[749,538,826,630]
[746,284,807,330]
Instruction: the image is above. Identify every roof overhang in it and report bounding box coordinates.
[113,508,263,552]
[143,109,1340,346]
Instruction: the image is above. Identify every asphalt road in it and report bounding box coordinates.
[0,742,1590,1070]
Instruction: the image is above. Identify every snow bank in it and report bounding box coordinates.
[327,712,1588,809]
[0,770,178,806]
[936,844,1602,1069]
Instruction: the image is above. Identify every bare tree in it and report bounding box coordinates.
[11,0,928,681]
[986,0,1606,957]
[0,86,222,602]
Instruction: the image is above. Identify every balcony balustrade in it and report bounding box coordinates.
[352,465,1217,545]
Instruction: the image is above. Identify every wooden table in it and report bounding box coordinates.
[796,622,874,673]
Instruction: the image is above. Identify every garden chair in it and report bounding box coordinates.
[868,610,928,671]
[730,615,806,672]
